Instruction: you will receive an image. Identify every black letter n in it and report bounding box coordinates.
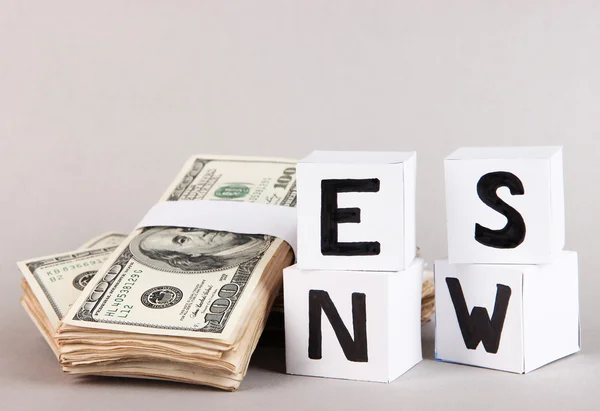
[445,277,512,354]
[308,290,368,362]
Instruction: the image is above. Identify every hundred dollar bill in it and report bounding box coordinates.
[62,156,297,342]
[19,247,119,331]
[19,233,128,329]
[19,233,128,355]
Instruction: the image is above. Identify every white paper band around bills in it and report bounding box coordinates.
[136,201,297,255]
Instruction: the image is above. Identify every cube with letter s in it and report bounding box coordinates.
[297,151,417,271]
[444,147,565,264]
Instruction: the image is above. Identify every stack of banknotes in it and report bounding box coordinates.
[18,155,435,391]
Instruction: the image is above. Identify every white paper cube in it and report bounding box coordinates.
[445,146,565,264]
[284,259,424,382]
[434,251,580,373]
[297,151,417,271]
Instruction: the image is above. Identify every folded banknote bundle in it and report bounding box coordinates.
[18,155,435,391]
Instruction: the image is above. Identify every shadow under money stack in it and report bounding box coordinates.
[55,155,297,391]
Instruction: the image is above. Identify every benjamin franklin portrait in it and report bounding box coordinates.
[129,227,272,273]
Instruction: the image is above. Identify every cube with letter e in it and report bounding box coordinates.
[297,151,417,271]
[444,147,565,264]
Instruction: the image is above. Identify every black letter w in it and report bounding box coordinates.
[445,278,511,354]
[308,290,368,362]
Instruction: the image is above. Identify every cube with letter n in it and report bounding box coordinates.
[284,260,423,382]
[297,151,417,271]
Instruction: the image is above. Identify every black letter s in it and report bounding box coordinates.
[475,171,526,249]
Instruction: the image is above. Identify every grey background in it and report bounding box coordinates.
[1,1,599,409]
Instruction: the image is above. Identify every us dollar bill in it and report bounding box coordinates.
[19,247,119,330]
[19,233,128,331]
[62,156,296,340]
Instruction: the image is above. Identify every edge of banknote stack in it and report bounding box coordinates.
[19,233,128,357]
